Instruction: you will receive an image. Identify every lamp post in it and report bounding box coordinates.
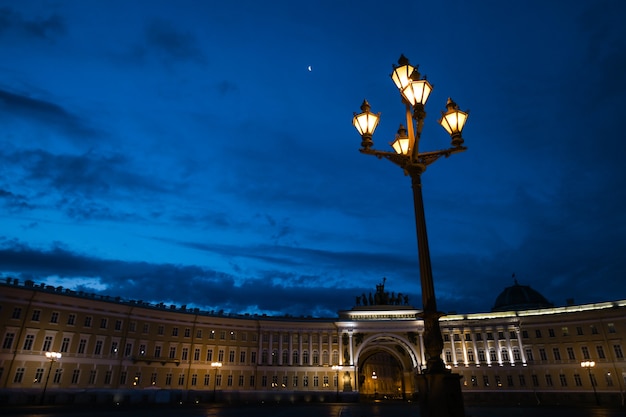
[40,351,62,405]
[211,361,222,402]
[332,365,343,401]
[581,361,600,405]
[353,55,468,417]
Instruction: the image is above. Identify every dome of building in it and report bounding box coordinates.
[492,279,554,312]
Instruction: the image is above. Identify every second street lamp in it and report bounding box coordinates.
[353,55,468,417]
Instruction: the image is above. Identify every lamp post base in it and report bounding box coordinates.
[416,372,465,417]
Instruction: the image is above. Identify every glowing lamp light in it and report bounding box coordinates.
[211,362,223,368]
[439,98,468,147]
[353,100,380,149]
[391,124,410,155]
[390,54,415,91]
[352,100,380,137]
[401,71,433,106]
[45,352,62,360]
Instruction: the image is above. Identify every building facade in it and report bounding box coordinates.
[1,277,625,406]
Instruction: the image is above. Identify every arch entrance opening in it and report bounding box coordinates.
[356,336,418,400]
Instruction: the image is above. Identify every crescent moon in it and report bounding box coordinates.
[308,65,312,71]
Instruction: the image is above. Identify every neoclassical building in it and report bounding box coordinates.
[1,277,625,406]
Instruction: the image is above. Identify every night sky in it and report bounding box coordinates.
[1,1,625,317]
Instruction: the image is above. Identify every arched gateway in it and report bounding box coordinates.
[337,280,425,399]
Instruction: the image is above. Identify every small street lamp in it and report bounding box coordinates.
[211,362,222,402]
[353,55,468,417]
[372,371,378,399]
[40,351,62,405]
[332,365,343,401]
[581,360,600,405]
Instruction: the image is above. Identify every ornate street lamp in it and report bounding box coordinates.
[581,361,600,405]
[211,361,222,402]
[332,365,343,401]
[353,55,468,417]
[40,351,62,405]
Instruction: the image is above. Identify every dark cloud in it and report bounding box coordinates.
[145,19,205,63]
[0,7,65,40]
[0,89,98,139]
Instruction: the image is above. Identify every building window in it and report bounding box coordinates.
[518,375,526,386]
[513,348,521,361]
[272,350,278,364]
[303,375,309,387]
[471,376,477,387]
[104,371,112,385]
[531,374,539,387]
[215,375,222,386]
[559,374,567,386]
[303,350,309,364]
[53,369,63,384]
[261,376,267,387]
[576,326,584,336]
[191,374,197,386]
[251,351,257,364]
[12,308,22,319]
[178,373,185,385]
[323,375,329,387]
[94,340,103,355]
[184,328,191,338]
[158,325,164,335]
[497,332,504,339]
[552,347,561,361]
[486,333,493,340]
[89,370,97,385]
[454,334,461,341]
[119,371,127,385]
[139,344,146,356]
[239,375,245,387]
[129,322,136,332]
[196,329,202,338]
[60,337,70,353]
[207,349,213,361]
[83,316,92,327]
[475,333,482,341]
[23,334,34,350]
[240,351,246,363]
[561,327,569,336]
[31,310,41,321]
[249,375,255,387]
[229,350,235,363]
[506,375,514,387]
[590,325,599,335]
[34,368,44,383]
[13,368,25,383]
[42,336,53,351]
[209,330,215,340]
[313,350,319,365]
[581,346,590,360]
[204,374,210,386]
[501,348,509,362]
[78,339,87,353]
[50,312,59,323]
[608,323,616,334]
[218,349,224,362]
[596,346,606,359]
[67,314,76,326]
[314,376,319,387]
[566,347,576,360]
[548,329,555,337]
[465,333,472,341]
[125,343,132,356]
[2,333,15,349]
[606,373,614,386]
[242,332,248,342]
[194,348,200,361]
[71,369,80,384]
[495,375,501,387]
[489,349,497,362]
[614,344,624,359]
[220,331,226,340]
[172,328,178,337]
[525,348,534,361]
[181,347,188,361]
[545,374,553,386]
[293,350,299,364]
[165,373,172,385]
[227,375,233,386]
[115,320,122,331]
[478,349,486,362]
[522,330,529,339]
[482,376,489,387]
[574,374,582,386]
[169,347,177,359]
[230,331,236,340]
[539,348,547,361]
[445,351,452,362]
[99,318,107,329]
[468,349,475,362]
[509,331,516,339]
[155,346,162,357]
[535,329,542,338]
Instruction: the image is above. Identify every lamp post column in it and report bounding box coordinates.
[40,352,61,405]
[408,167,445,373]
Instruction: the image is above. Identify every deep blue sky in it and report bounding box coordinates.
[1,1,625,317]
